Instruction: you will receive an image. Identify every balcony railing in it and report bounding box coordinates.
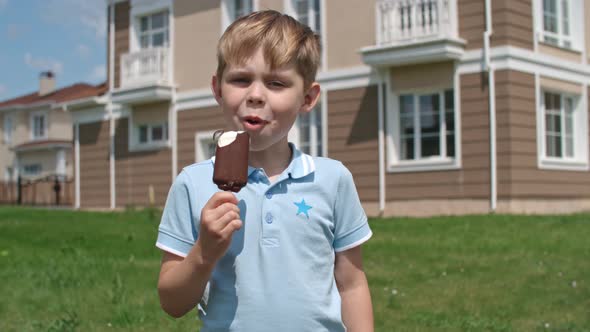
[376,0,455,46]
[120,47,169,88]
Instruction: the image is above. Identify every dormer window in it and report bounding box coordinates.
[139,11,169,49]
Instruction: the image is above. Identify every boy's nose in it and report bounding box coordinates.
[246,83,265,107]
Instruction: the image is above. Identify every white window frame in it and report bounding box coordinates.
[195,130,220,162]
[386,72,461,173]
[30,110,48,140]
[537,84,589,171]
[288,90,327,157]
[138,11,170,49]
[284,0,327,72]
[128,110,170,152]
[23,164,42,177]
[3,114,13,144]
[536,0,583,52]
[221,0,259,33]
[129,0,173,53]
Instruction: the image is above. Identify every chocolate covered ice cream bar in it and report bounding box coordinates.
[213,131,250,192]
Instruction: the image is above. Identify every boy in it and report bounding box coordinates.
[156,10,373,331]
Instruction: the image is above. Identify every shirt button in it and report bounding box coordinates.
[265,192,272,199]
[265,212,274,224]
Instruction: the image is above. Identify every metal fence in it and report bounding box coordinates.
[0,175,73,206]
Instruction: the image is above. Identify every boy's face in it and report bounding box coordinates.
[212,47,320,152]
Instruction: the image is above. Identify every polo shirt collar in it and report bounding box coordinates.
[210,143,315,180]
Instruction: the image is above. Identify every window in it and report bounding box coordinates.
[297,101,323,156]
[138,123,168,144]
[543,91,576,159]
[4,167,13,182]
[542,0,571,48]
[293,0,321,34]
[395,90,455,162]
[139,11,169,49]
[222,0,255,31]
[31,111,47,140]
[23,164,42,176]
[3,115,12,144]
[195,131,219,162]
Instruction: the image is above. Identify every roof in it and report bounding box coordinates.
[11,139,72,152]
[0,82,107,110]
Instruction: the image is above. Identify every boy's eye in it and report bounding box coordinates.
[267,81,285,88]
[229,77,250,85]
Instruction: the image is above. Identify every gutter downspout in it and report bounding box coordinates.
[170,6,178,182]
[484,0,497,212]
[377,70,386,216]
[108,0,116,210]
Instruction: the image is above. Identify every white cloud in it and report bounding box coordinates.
[88,64,106,82]
[24,53,64,75]
[76,44,91,58]
[41,0,106,39]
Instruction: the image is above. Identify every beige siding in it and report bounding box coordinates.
[325,0,376,70]
[538,43,582,63]
[496,70,590,198]
[48,109,72,140]
[174,0,221,92]
[390,62,454,91]
[115,118,172,207]
[491,0,533,49]
[258,0,283,11]
[113,1,130,89]
[79,121,110,208]
[177,106,225,173]
[540,76,583,94]
[132,101,169,124]
[327,86,379,202]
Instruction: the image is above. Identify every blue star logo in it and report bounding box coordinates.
[294,199,312,219]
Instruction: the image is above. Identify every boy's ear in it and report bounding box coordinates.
[211,75,222,105]
[300,82,321,114]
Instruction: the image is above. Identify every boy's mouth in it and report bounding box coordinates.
[242,116,269,130]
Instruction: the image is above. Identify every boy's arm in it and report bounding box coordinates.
[157,191,242,318]
[334,245,374,332]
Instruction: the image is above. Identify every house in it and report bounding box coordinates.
[65,0,590,216]
[0,71,106,205]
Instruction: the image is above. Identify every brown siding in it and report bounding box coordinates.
[384,73,492,201]
[327,86,379,202]
[114,118,172,207]
[500,70,590,198]
[459,0,533,50]
[458,0,485,50]
[177,106,225,173]
[491,0,534,49]
[79,121,110,208]
[113,1,130,89]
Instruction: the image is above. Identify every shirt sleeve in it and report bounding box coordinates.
[332,163,372,252]
[156,170,198,257]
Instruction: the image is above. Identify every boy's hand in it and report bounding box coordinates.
[195,192,242,266]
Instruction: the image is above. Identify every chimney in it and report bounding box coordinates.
[39,71,56,96]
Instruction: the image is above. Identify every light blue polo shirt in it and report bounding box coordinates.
[156,143,372,332]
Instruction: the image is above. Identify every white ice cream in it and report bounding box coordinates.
[217,131,245,147]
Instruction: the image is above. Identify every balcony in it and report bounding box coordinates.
[361,0,465,67]
[114,47,173,105]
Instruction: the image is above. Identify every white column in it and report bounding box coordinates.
[74,123,80,209]
[56,148,66,176]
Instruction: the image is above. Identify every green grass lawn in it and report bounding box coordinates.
[0,207,589,332]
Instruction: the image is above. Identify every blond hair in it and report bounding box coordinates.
[216,10,321,89]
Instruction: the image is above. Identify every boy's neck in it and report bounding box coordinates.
[248,139,292,180]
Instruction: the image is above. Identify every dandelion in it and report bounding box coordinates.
[571,280,577,288]
[442,271,447,276]
[391,289,398,295]
[544,322,550,329]
[107,322,112,327]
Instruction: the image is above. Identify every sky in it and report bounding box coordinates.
[0,0,106,100]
